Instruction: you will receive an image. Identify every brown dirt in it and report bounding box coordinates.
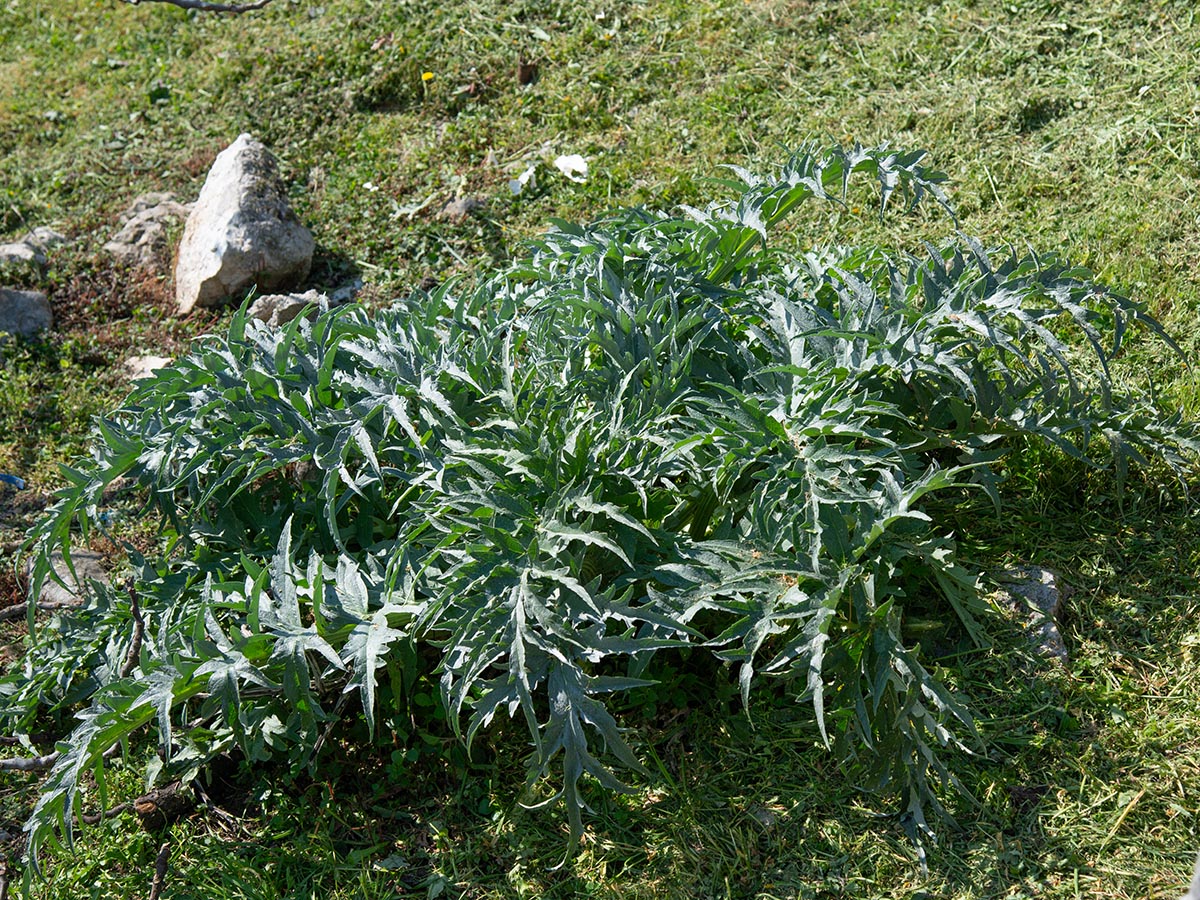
[181,147,219,179]
[50,260,174,332]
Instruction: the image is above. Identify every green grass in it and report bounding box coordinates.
[1,0,1199,897]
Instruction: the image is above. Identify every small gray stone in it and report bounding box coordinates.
[329,278,363,306]
[0,288,52,337]
[992,565,1070,664]
[0,242,42,268]
[439,197,486,223]
[30,550,108,608]
[105,193,192,268]
[247,289,327,326]
[0,227,66,269]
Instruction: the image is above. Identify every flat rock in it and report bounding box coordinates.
[105,192,192,269]
[30,550,108,608]
[0,242,42,267]
[992,565,1070,664]
[28,226,67,252]
[247,288,327,326]
[125,354,173,380]
[0,288,52,337]
[174,134,314,315]
[0,226,66,269]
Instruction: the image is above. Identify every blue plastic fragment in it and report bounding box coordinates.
[0,474,25,490]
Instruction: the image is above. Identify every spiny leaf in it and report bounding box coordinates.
[343,609,407,740]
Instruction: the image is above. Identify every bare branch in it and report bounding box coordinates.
[149,842,171,900]
[118,580,145,680]
[0,752,58,773]
[0,600,80,622]
[0,733,54,747]
[0,731,134,774]
[119,0,278,14]
[79,802,132,826]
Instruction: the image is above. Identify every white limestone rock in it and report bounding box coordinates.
[174,134,314,315]
[125,354,173,380]
[0,242,41,268]
[105,192,192,268]
[28,550,108,609]
[0,226,66,270]
[247,289,327,326]
[0,288,52,337]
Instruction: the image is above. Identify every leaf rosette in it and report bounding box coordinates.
[6,142,1195,870]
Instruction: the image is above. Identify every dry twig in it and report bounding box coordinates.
[148,842,170,900]
[0,752,58,773]
[119,580,145,679]
[0,600,80,623]
[79,802,133,826]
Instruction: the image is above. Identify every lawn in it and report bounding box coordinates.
[1,0,1198,897]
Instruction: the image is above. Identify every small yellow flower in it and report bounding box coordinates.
[421,71,434,82]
